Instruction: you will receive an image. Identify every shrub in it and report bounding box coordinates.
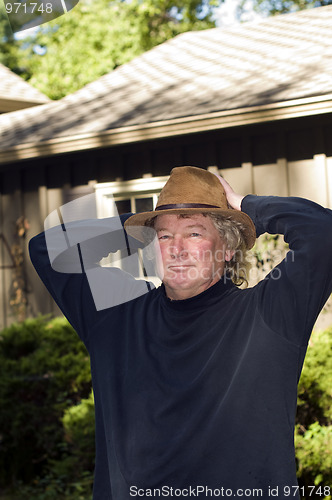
[13,392,95,500]
[47,391,95,495]
[297,329,332,425]
[1,318,331,499]
[62,390,95,474]
[0,316,91,488]
[295,327,332,499]
[295,423,332,488]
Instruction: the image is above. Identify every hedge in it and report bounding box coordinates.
[0,316,91,490]
[0,317,331,500]
[295,328,332,498]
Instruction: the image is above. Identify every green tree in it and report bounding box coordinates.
[2,0,220,99]
[131,0,220,51]
[0,3,25,72]
[238,0,332,17]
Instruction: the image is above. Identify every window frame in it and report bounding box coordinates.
[94,175,168,285]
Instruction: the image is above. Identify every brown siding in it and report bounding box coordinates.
[1,113,332,327]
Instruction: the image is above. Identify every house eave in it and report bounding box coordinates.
[1,94,332,166]
[0,97,49,113]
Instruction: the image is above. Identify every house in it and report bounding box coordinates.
[0,6,332,327]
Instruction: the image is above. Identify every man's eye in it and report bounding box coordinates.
[158,235,170,240]
[190,233,201,237]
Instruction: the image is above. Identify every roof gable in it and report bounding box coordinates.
[0,63,51,112]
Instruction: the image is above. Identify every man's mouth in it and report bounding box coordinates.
[168,264,194,271]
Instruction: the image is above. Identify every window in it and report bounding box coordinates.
[94,175,168,286]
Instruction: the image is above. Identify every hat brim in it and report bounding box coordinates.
[124,207,256,249]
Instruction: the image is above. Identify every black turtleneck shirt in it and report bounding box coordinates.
[29,195,332,500]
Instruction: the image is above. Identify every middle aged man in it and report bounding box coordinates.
[29,166,332,500]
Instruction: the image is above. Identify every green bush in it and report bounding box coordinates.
[13,393,95,500]
[62,390,95,474]
[0,316,91,488]
[295,328,332,499]
[14,471,93,500]
[46,391,95,495]
[1,318,331,499]
[297,329,332,425]
[295,423,332,487]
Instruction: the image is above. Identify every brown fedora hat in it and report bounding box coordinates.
[124,166,256,249]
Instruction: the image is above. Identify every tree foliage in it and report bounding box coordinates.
[238,0,332,17]
[0,0,220,99]
[0,3,25,71]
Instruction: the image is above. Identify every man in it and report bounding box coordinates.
[29,166,332,500]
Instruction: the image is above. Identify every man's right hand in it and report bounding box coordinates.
[213,173,244,211]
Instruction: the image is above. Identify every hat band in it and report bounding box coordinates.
[156,203,220,211]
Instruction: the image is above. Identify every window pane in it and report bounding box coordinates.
[115,199,131,215]
[135,197,153,213]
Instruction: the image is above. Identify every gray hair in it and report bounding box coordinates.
[207,213,250,287]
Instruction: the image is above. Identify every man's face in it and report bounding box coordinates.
[154,213,234,300]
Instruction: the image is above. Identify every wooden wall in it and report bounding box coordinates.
[1,114,332,329]
[222,154,332,331]
[222,154,332,207]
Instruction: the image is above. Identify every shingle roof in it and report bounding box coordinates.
[1,5,332,157]
[0,63,51,111]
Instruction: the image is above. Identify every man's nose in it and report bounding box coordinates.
[170,236,188,258]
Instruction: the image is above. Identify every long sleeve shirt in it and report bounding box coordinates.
[29,195,332,500]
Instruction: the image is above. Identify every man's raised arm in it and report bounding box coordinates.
[29,213,155,345]
[215,174,332,347]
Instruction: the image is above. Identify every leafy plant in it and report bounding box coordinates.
[0,316,91,487]
[295,328,332,499]
[1,317,331,499]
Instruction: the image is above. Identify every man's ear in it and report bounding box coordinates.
[224,249,235,262]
